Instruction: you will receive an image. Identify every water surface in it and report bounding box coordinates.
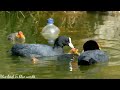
[0,11,120,79]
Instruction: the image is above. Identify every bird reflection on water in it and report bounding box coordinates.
[30,53,79,71]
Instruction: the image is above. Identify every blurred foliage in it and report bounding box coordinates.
[0,11,109,43]
[0,11,106,29]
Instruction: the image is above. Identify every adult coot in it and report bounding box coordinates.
[78,40,109,65]
[11,36,74,57]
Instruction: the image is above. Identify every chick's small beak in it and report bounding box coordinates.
[20,34,25,39]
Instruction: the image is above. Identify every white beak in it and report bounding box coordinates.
[68,37,74,48]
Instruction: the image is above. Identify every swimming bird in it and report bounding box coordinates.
[11,36,74,58]
[78,40,109,65]
[7,31,25,44]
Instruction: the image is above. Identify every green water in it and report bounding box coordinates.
[0,11,120,79]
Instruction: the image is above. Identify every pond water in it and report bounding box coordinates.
[0,11,120,79]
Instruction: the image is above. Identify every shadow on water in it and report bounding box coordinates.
[78,62,108,74]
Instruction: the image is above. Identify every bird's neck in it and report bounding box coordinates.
[53,46,64,53]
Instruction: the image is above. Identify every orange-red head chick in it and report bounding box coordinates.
[69,48,80,55]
